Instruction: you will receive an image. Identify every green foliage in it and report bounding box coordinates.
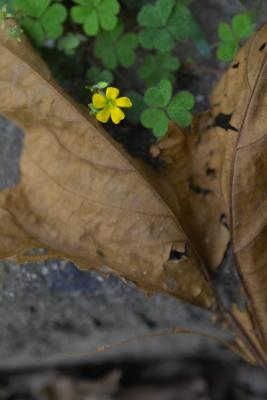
[86,81,110,95]
[141,79,195,137]
[0,3,12,27]
[94,22,138,70]
[144,79,172,108]
[137,0,196,52]
[167,91,194,126]
[0,0,13,12]
[217,13,255,61]
[71,0,120,36]
[13,0,67,46]
[0,3,23,41]
[138,52,180,85]
[5,0,258,138]
[57,33,85,56]
[86,67,114,85]
[6,23,23,40]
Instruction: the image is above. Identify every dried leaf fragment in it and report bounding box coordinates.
[211,24,267,350]
[152,118,230,272]
[153,24,267,363]
[0,22,215,309]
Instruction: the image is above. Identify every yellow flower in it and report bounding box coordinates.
[92,87,132,124]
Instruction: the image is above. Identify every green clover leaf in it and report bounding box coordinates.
[217,41,239,62]
[116,32,139,67]
[14,0,51,18]
[137,0,195,52]
[137,0,175,27]
[138,28,175,52]
[217,13,255,62]
[232,13,254,39]
[71,0,120,36]
[167,91,195,127]
[94,22,138,70]
[144,79,172,107]
[57,33,86,56]
[86,67,114,85]
[141,80,195,137]
[41,4,67,39]
[138,52,180,85]
[218,22,235,41]
[141,108,169,137]
[168,4,195,41]
[14,0,67,46]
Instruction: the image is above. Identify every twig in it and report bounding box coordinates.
[184,62,221,78]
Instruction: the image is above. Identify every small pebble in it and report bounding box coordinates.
[41,267,49,275]
[196,94,204,102]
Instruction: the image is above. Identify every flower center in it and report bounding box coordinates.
[106,98,115,108]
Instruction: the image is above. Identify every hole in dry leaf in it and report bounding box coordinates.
[169,244,187,261]
[206,167,216,178]
[214,113,238,132]
[259,42,267,51]
[220,213,229,229]
[0,115,23,190]
[97,250,105,258]
[189,178,211,196]
[232,62,240,69]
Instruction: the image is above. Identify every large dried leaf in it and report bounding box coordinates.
[153,120,267,363]
[0,23,215,308]
[210,24,267,352]
[153,25,267,364]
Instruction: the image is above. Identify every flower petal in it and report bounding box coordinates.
[92,93,106,108]
[96,107,111,123]
[111,106,125,124]
[115,96,132,108]
[106,87,119,100]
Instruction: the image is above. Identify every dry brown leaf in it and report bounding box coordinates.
[0,23,215,308]
[152,25,267,364]
[153,124,266,363]
[151,116,230,272]
[210,24,267,356]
